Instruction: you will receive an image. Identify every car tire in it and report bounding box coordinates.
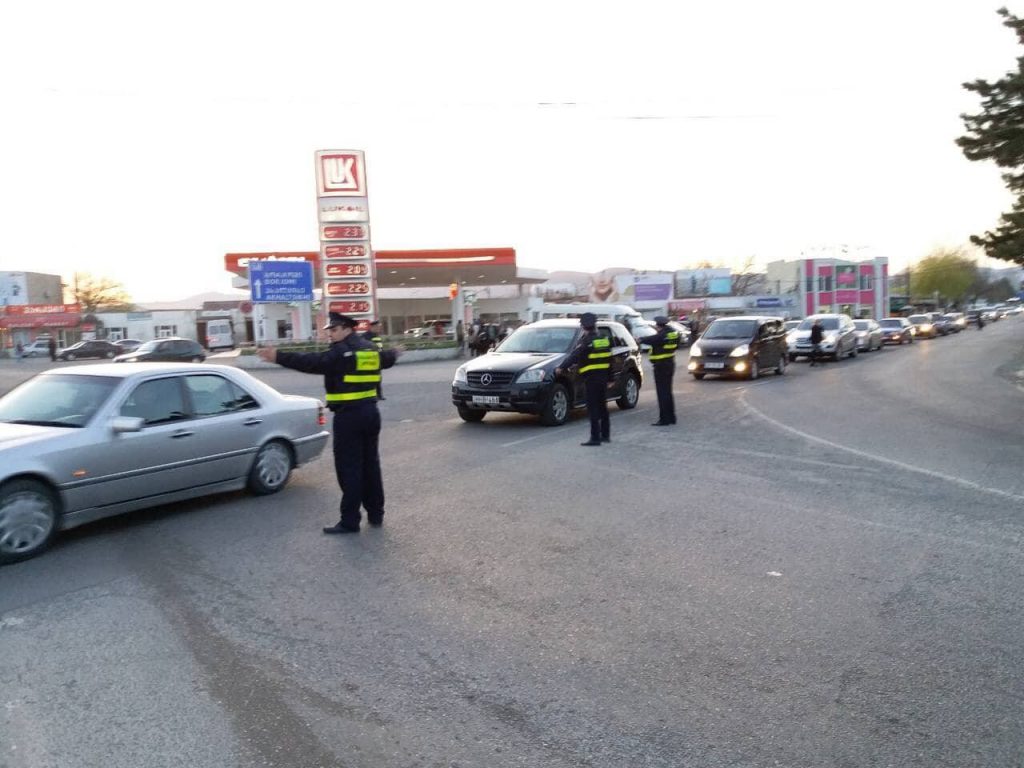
[457,407,486,422]
[692,373,705,380]
[106,351,115,358]
[616,372,640,410]
[539,383,570,426]
[748,359,759,380]
[788,353,797,363]
[850,344,858,359]
[247,440,292,495]
[0,479,59,565]
[775,354,786,376]
[192,356,203,363]
[67,353,76,361]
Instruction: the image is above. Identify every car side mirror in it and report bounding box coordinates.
[111,416,145,433]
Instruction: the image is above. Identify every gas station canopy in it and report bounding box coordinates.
[225,247,547,289]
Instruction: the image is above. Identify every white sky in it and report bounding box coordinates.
[1,0,1021,301]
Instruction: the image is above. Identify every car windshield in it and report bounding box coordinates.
[853,321,870,330]
[497,326,577,353]
[0,374,120,428]
[784,321,800,330]
[908,315,929,323]
[878,319,902,328]
[702,319,756,339]
[798,317,840,331]
[135,340,161,352]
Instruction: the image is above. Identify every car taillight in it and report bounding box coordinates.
[317,403,326,426]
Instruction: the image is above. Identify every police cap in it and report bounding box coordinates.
[322,312,359,330]
[654,315,669,326]
[579,312,597,330]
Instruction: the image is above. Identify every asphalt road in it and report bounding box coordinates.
[2,320,1023,768]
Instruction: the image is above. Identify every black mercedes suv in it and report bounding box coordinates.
[451,319,643,426]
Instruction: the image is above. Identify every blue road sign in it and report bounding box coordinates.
[249,261,314,303]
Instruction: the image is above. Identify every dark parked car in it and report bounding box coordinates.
[878,317,914,345]
[0,363,329,564]
[852,319,884,352]
[114,338,206,363]
[56,340,121,361]
[687,316,788,379]
[451,319,643,426]
[787,313,859,361]
[928,312,952,335]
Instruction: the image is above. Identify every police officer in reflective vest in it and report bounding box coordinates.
[648,316,679,426]
[258,313,400,534]
[556,312,612,446]
[362,319,386,400]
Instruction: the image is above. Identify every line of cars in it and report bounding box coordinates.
[26,337,208,363]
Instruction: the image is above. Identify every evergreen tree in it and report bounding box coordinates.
[958,7,1024,266]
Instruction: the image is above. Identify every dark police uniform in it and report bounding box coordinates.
[648,317,679,426]
[362,323,385,399]
[274,314,398,533]
[560,313,612,446]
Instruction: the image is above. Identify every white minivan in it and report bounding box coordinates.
[204,319,235,350]
[530,303,645,333]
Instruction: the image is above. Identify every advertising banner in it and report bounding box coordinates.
[674,268,732,296]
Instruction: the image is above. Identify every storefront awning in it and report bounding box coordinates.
[0,312,81,329]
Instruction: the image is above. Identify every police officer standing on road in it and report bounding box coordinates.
[648,316,679,426]
[362,319,386,400]
[556,312,611,446]
[257,313,401,534]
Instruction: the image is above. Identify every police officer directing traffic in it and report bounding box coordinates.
[648,316,679,426]
[257,313,401,534]
[556,312,611,446]
[362,319,386,400]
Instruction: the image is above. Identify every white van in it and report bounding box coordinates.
[204,319,234,350]
[531,303,645,333]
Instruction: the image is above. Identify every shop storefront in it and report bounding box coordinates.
[0,304,82,354]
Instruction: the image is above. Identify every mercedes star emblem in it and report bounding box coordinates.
[480,373,493,386]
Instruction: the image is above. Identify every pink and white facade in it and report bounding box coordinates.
[765,257,889,319]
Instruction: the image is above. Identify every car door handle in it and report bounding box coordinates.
[243,418,263,426]
[170,429,194,439]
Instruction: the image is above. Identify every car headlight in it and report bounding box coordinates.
[824,333,838,344]
[515,368,546,384]
[920,323,932,331]
[729,344,749,357]
[689,343,703,357]
[454,365,468,384]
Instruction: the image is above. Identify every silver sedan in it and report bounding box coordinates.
[0,363,329,564]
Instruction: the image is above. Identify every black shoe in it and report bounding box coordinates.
[367,517,383,528]
[323,523,359,534]
[580,440,602,446]
[652,421,670,426]
[600,436,610,443]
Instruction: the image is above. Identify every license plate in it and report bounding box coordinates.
[472,395,500,405]
[704,362,725,370]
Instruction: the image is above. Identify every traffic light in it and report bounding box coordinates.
[449,282,459,300]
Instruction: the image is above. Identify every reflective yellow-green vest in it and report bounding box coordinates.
[325,348,382,404]
[579,336,612,374]
[649,330,680,362]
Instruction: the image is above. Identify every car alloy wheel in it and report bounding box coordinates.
[0,480,58,564]
[248,440,292,495]
[541,384,570,426]
[616,373,640,409]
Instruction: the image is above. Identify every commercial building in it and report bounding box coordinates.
[765,256,889,319]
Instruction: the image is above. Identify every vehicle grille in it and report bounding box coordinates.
[467,371,516,388]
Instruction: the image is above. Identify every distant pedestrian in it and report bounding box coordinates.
[14,342,23,363]
[647,316,679,426]
[809,319,824,366]
[48,337,57,361]
[556,312,611,446]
